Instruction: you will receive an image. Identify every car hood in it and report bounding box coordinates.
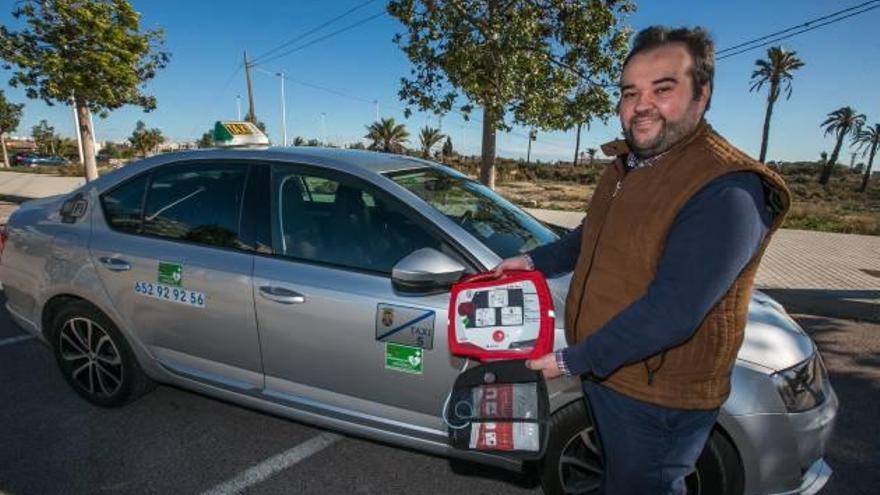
[546,276,814,373]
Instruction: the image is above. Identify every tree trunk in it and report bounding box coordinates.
[758,92,776,163]
[526,134,532,165]
[819,133,844,185]
[1,134,9,168]
[573,122,582,166]
[860,142,877,192]
[480,106,497,189]
[76,100,98,182]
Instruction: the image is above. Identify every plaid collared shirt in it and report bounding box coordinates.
[626,151,668,171]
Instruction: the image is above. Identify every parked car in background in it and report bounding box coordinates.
[14,153,67,167]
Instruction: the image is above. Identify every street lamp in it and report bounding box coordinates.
[255,68,288,146]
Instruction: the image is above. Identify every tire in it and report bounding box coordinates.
[50,301,154,407]
[539,401,745,495]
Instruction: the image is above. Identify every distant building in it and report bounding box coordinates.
[4,136,38,153]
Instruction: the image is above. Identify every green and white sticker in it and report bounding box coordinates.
[385,343,423,374]
[158,262,183,287]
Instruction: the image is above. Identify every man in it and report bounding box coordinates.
[495,26,790,494]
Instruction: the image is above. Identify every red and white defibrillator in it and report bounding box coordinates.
[448,270,555,361]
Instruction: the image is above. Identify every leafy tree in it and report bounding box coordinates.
[819,106,865,185]
[128,120,164,157]
[442,136,454,157]
[31,119,56,155]
[0,90,24,167]
[0,0,169,181]
[365,118,409,153]
[419,126,445,158]
[292,136,306,146]
[306,138,320,147]
[197,129,214,149]
[388,0,633,188]
[348,141,366,150]
[854,123,879,192]
[750,46,804,163]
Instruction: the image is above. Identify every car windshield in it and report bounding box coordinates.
[386,167,558,258]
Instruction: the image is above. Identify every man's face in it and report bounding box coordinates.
[619,43,709,158]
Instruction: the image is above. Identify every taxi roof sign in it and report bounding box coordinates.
[213,121,270,147]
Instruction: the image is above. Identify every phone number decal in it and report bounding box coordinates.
[134,281,206,308]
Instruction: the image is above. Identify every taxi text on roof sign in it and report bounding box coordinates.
[213,121,270,147]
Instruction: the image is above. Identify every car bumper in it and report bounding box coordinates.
[727,385,837,495]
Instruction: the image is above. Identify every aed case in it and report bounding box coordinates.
[446,360,549,459]
[448,270,554,361]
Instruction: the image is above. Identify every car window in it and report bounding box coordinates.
[101,174,150,234]
[271,165,447,273]
[142,163,248,249]
[386,168,558,258]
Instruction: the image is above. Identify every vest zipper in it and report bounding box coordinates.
[571,163,626,338]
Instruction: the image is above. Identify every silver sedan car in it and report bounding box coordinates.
[0,147,836,494]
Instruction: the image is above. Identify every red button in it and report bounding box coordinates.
[492,330,505,342]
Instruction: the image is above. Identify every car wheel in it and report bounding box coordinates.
[539,401,745,495]
[51,301,154,407]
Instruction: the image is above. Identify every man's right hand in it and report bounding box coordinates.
[492,254,532,277]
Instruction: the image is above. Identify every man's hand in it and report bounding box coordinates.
[525,353,562,379]
[492,254,532,277]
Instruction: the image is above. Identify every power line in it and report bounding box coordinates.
[254,11,387,67]
[717,1,880,59]
[251,0,380,65]
[717,0,879,54]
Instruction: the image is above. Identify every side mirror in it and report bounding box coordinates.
[392,247,466,292]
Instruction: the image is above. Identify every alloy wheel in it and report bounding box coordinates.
[58,317,124,398]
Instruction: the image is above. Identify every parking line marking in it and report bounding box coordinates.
[200,432,341,495]
[0,335,34,347]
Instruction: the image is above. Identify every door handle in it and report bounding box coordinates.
[99,257,131,272]
[259,286,306,304]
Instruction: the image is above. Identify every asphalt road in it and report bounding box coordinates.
[1,293,878,494]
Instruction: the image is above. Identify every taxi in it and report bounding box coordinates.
[0,122,837,495]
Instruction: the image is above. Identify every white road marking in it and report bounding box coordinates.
[200,432,342,495]
[0,335,34,347]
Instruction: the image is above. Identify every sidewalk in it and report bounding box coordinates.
[0,171,84,202]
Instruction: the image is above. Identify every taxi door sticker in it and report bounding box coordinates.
[375,303,435,350]
[133,262,206,308]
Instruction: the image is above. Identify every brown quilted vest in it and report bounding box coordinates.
[564,122,791,410]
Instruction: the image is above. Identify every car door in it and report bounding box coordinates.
[90,161,264,391]
[252,163,474,434]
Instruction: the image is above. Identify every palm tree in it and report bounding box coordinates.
[419,126,445,158]
[365,118,409,153]
[586,148,597,166]
[853,123,879,192]
[819,106,865,185]
[750,46,804,163]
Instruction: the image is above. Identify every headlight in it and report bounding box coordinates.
[771,353,828,412]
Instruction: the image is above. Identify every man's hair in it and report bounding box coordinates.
[623,26,715,110]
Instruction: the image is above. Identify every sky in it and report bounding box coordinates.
[1,0,878,163]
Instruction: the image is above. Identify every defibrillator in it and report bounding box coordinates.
[448,270,555,362]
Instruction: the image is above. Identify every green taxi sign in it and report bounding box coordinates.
[213,121,270,147]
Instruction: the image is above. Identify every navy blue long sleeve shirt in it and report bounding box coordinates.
[528,171,774,378]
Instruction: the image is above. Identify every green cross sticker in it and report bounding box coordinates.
[385,343,423,374]
[158,262,183,287]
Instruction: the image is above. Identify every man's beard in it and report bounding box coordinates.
[623,101,702,159]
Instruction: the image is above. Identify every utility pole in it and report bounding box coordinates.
[321,112,327,146]
[278,71,287,146]
[70,96,84,166]
[236,95,242,120]
[244,51,256,124]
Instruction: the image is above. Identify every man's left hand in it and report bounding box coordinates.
[525,353,562,379]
